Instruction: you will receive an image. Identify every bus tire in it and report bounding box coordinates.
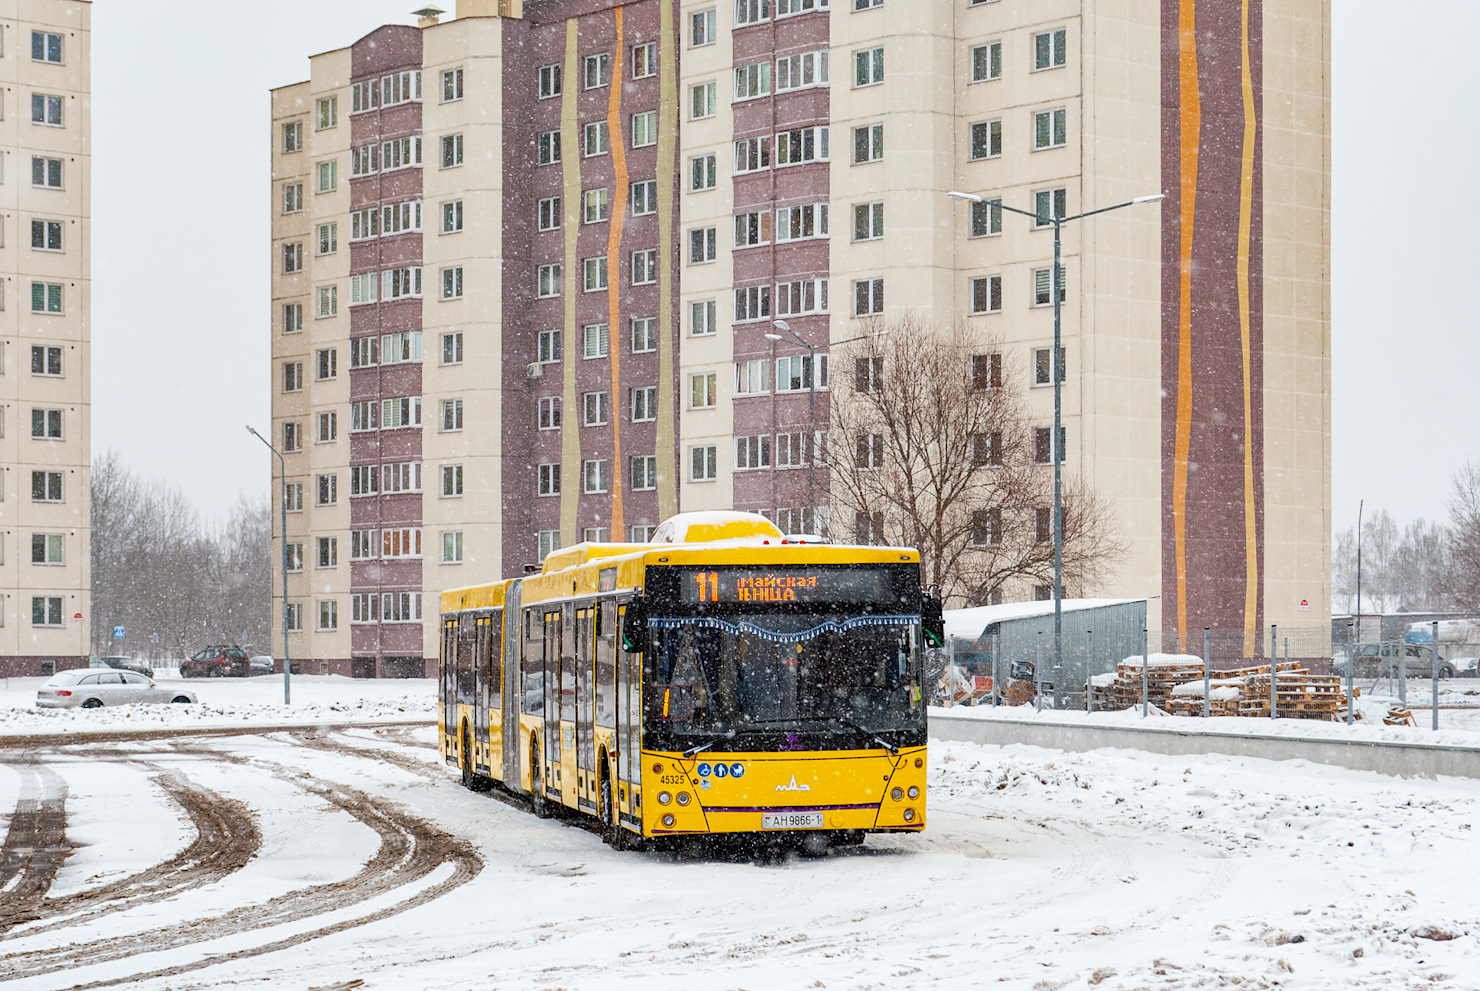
[531,740,552,819]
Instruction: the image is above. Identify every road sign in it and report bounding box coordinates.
[113,626,125,640]
[1298,599,1310,612]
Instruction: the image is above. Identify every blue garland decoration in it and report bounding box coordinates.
[649,614,919,644]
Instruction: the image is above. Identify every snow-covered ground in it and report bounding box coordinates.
[0,674,436,738]
[3,720,1479,989]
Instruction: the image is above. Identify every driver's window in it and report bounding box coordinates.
[99,672,124,684]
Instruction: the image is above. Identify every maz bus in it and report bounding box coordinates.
[438,511,944,849]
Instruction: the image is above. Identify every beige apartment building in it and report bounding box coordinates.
[0,0,90,678]
[272,0,1329,675]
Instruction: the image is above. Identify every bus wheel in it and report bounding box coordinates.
[460,723,476,791]
[530,741,552,819]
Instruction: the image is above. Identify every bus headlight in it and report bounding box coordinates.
[890,787,903,802]
[658,791,672,805]
[662,814,676,828]
[907,786,920,800]
[915,758,924,769]
[903,808,916,822]
[676,792,691,806]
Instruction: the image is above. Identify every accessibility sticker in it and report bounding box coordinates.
[714,763,729,778]
[729,763,745,778]
[697,762,712,777]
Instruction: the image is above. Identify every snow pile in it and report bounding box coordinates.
[1118,652,1205,669]
[1171,679,1245,701]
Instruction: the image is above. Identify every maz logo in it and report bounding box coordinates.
[775,775,812,792]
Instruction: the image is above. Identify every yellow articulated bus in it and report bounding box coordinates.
[438,511,944,850]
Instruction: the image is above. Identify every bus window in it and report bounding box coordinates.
[456,613,476,704]
[521,608,544,716]
[561,603,577,724]
[596,599,616,728]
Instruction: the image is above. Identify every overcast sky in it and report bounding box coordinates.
[92,1,1480,535]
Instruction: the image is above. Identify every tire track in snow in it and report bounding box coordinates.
[0,759,71,921]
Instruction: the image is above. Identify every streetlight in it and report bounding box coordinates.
[247,425,292,705]
[947,188,1164,692]
[765,319,890,534]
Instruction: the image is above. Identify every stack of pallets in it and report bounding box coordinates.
[1104,655,1206,710]
[1237,668,1354,720]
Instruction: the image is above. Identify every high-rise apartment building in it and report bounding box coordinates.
[272,0,1329,675]
[0,0,91,678]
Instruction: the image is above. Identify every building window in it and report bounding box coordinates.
[538,130,562,165]
[538,531,561,562]
[351,144,380,177]
[691,154,718,191]
[692,9,718,45]
[1034,108,1068,150]
[735,359,768,395]
[1036,508,1053,545]
[584,459,610,493]
[971,430,1003,466]
[690,372,718,410]
[286,483,304,511]
[442,531,464,564]
[32,157,63,189]
[585,53,611,89]
[631,455,658,491]
[538,329,562,363]
[350,465,379,497]
[632,249,658,285]
[734,136,771,173]
[631,385,657,422]
[777,432,818,468]
[317,159,338,193]
[316,348,337,380]
[735,211,770,248]
[631,180,658,216]
[538,463,561,496]
[972,41,1002,82]
[318,537,338,568]
[539,64,562,99]
[853,202,884,241]
[317,474,338,506]
[443,200,464,233]
[442,332,464,365]
[776,354,827,392]
[32,93,64,127]
[776,279,829,317]
[350,593,375,620]
[1034,29,1068,70]
[31,346,63,377]
[31,220,62,252]
[318,411,337,442]
[971,508,1003,547]
[381,592,424,622]
[283,242,303,274]
[442,464,464,497]
[284,303,303,334]
[1033,266,1067,306]
[443,67,464,102]
[854,46,883,86]
[32,31,63,63]
[971,120,1002,160]
[583,391,610,426]
[31,533,63,565]
[318,600,338,631]
[971,276,1002,314]
[632,318,656,353]
[971,198,1003,237]
[1035,188,1068,227]
[350,273,377,306]
[689,227,717,264]
[852,124,883,164]
[350,206,379,239]
[31,471,63,503]
[854,278,885,316]
[282,361,303,393]
[632,110,658,148]
[735,62,771,100]
[442,398,464,432]
[584,322,610,359]
[691,81,717,120]
[1034,347,1067,386]
[538,196,561,231]
[281,120,302,152]
[776,126,829,165]
[31,282,63,314]
[380,136,423,171]
[584,257,609,292]
[537,264,562,298]
[633,42,657,78]
[317,285,338,318]
[735,435,771,470]
[381,396,423,429]
[441,133,464,168]
[32,596,62,627]
[31,408,63,439]
[854,356,883,393]
[382,200,423,235]
[776,50,829,92]
[383,529,423,561]
[692,299,719,335]
[317,222,338,255]
[734,286,770,323]
[538,397,561,430]
[287,543,306,572]
[283,421,302,452]
[316,95,338,129]
[856,433,884,469]
[690,446,718,482]
[284,603,304,633]
[442,267,463,300]
[1034,426,1067,464]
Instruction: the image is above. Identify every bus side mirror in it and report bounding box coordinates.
[922,592,945,648]
[622,596,649,654]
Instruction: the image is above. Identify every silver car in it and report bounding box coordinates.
[36,670,197,709]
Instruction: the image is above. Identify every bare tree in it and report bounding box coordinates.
[1447,461,1480,610]
[1332,509,1454,614]
[821,313,1124,606]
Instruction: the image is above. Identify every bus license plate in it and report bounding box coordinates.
[762,812,825,830]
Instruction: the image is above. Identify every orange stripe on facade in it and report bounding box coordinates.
[1173,0,1200,651]
[606,7,627,537]
[1237,0,1259,654]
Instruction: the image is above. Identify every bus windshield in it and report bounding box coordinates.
[645,612,924,748]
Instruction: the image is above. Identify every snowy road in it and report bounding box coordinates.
[2,725,1478,990]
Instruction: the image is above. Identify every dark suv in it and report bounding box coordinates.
[181,645,251,678]
[92,656,155,678]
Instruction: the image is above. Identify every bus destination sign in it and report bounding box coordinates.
[680,568,895,604]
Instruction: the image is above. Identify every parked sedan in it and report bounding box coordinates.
[249,655,274,676]
[1452,657,1480,679]
[36,670,197,709]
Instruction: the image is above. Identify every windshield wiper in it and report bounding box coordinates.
[682,732,735,758]
[829,717,899,755]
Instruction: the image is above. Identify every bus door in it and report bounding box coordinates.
[542,609,561,801]
[560,602,577,805]
[456,613,476,763]
[440,616,457,756]
[501,581,523,787]
[472,612,493,774]
[575,605,595,810]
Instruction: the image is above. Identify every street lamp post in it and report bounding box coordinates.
[765,320,889,536]
[947,189,1163,694]
[247,425,292,705]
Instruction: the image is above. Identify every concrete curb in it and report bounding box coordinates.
[930,714,1480,780]
[0,718,437,749]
